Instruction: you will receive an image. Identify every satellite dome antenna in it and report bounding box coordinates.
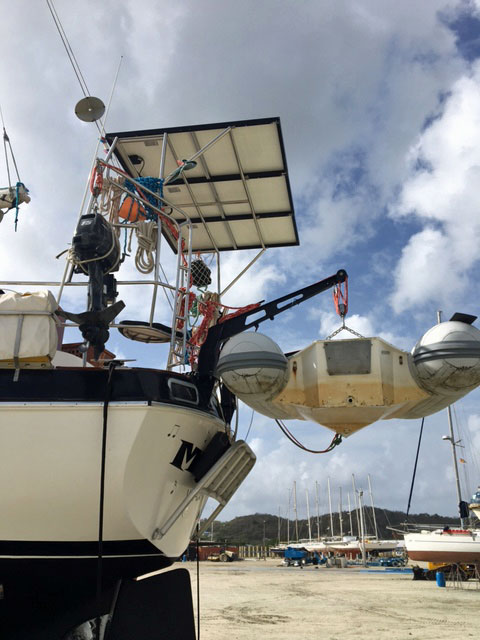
[75,96,105,122]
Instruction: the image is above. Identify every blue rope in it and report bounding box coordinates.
[124,177,164,220]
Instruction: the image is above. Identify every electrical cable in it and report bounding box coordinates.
[232,398,239,441]
[244,409,255,442]
[275,419,342,453]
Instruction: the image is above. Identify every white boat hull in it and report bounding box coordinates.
[325,538,400,556]
[0,401,225,559]
[405,529,480,565]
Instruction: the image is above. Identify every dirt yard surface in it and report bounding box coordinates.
[179,558,479,640]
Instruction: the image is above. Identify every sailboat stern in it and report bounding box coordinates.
[123,410,256,558]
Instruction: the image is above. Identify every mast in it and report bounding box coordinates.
[367,474,379,539]
[437,310,466,528]
[352,474,361,537]
[277,506,281,544]
[287,488,291,545]
[306,489,312,541]
[338,487,343,538]
[327,477,334,538]
[358,489,367,566]
[446,404,466,528]
[293,481,299,542]
[315,481,320,540]
[347,492,354,535]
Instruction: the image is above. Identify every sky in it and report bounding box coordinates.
[2,0,480,525]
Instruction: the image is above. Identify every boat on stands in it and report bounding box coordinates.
[324,536,400,558]
[405,526,480,567]
[404,487,480,567]
[404,386,480,569]
[404,526,480,567]
[278,539,333,554]
[3,106,480,637]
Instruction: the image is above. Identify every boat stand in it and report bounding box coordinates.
[0,568,196,640]
[105,569,196,639]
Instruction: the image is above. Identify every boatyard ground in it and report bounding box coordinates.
[180,558,479,640]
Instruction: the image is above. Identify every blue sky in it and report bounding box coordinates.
[2,0,480,522]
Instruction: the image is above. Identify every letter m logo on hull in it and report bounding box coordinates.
[171,439,202,471]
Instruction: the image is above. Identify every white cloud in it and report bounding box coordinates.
[391,63,480,311]
[390,226,467,312]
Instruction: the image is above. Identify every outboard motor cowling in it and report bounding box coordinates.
[60,213,123,358]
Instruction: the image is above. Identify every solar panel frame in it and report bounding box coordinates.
[105,117,299,253]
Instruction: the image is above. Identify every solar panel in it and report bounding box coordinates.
[106,117,298,253]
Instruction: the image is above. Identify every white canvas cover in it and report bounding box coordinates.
[0,290,57,365]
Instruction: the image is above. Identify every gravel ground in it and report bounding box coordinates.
[179,559,480,640]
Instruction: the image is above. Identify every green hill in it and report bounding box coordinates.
[201,509,466,546]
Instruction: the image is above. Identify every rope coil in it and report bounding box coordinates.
[134,220,157,274]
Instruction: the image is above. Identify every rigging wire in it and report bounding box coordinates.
[1,104,22,187]
[274,419,342,454]
[46,0,90,98]
[45,0,108,136]
[406,417,425,518]
[1,102,30,229]
[452,403,478,502]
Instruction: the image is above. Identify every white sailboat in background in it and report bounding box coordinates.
[323,478,399,559]
[278,475,400,558]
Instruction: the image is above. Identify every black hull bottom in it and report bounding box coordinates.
[0,542,175,639]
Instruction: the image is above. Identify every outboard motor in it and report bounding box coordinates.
[58,213,124,358]
[71,213,121,309]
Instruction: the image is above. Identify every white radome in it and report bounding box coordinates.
[411,321,480,395]
[216,332,289,401]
